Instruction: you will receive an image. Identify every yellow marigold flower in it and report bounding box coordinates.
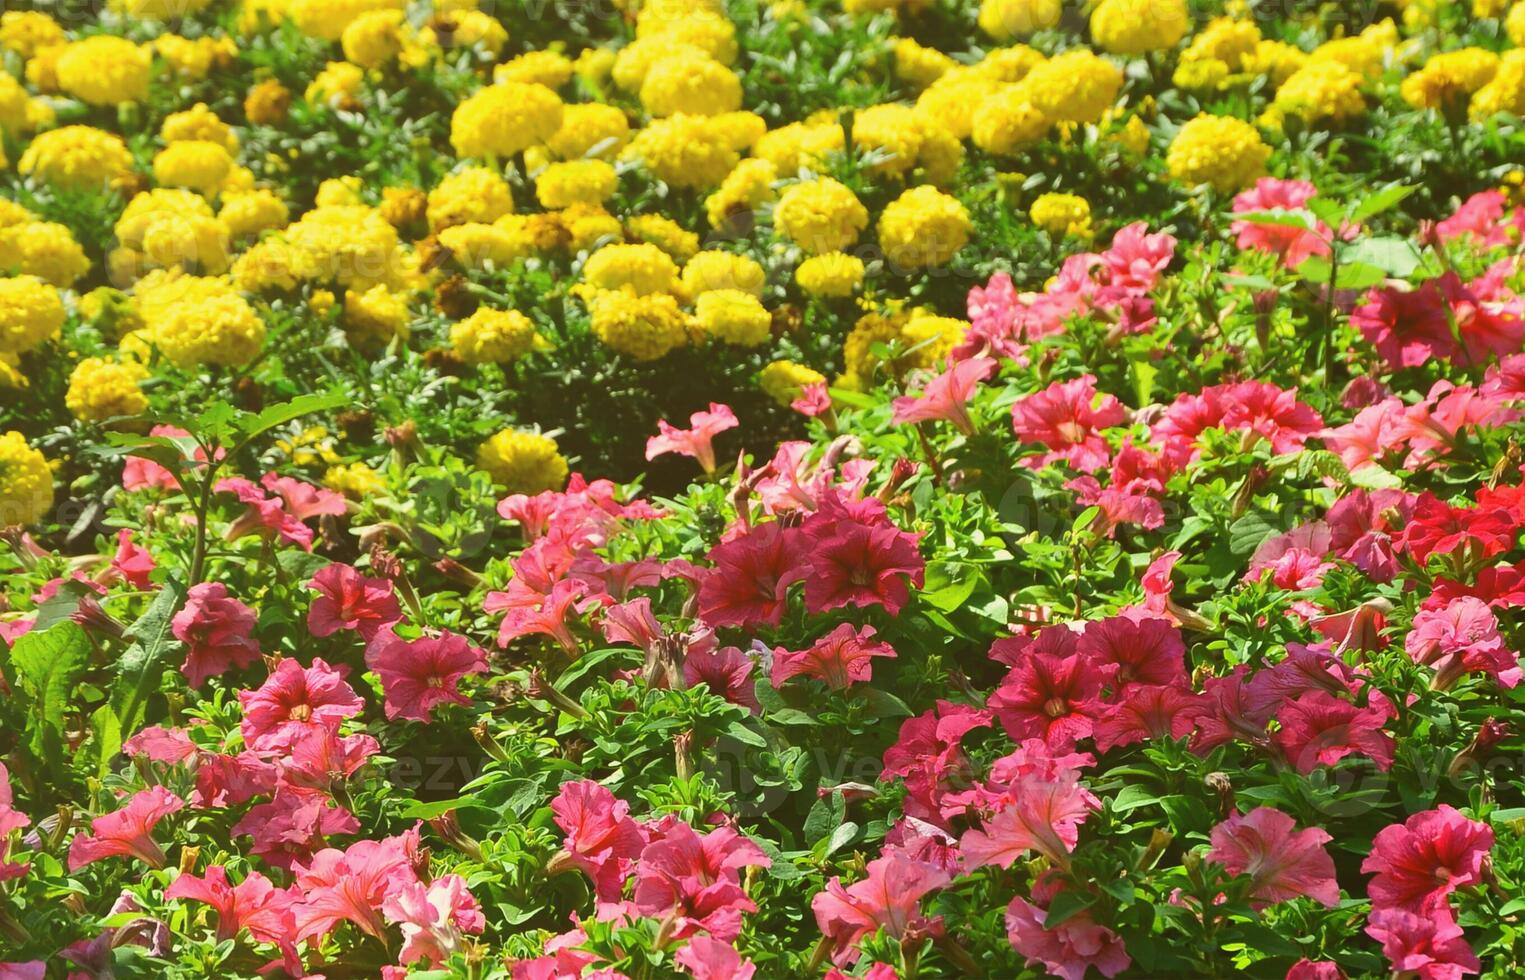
[536,159,618,208]
[422,9,507,56]
[705,158,778,229]
[152,141,235,198]
[451,308,537,364]
[0,222,90,287]
[306,61,366,108]
[1274,60,1366,123]
[477,429,569,493]
[557,205,624,254]
[1181,16,1261,71]
[976,45,1047,83]
[153,285,266,368]
[437,222,531,269]
[754,120,844,176]
[111,0,213,16]
[1510,2,1525,45]
[916,69,1004,141]
[902,314,967,368]
[583,242,680,296]
[0,74,33,137]
[1166,113,1270,192]
[324,462,386,499]
[428,168,514,233]
[451,82,564,159]
[546,103,632,160]
[495,50,575,88]
[695,289,771,346]
[612,36,710,92]
[315,177,365,207]
[342,9,409,68]
[774,178,869,255]
[1473,50,1525,120]
[640,13,737,64]
[0,431,53,526]
[625,114,739,189]
[843,313,903,383]
[24,44,64,93]
[289,0,403,41]
[972,86,1050,155]
[65,357,149,422]
[1091,0,1190,55]
[343,284,410,348]
[576,47,616,85]
[878,185,971,270]
[759,360,826,406]
[626,215,699,261]
[850,103,926,177]
[979,0,1061,39]
[153,34,236,81]
[1029,192,1092,237]
[0,354,25,389]
[379,187,426,231]
[0,275,64,354]
[246,79,293,125]
[0,12,64,58]
[682,251,766,298]
[1015,49,1123,125]
[142,212,231,275]
[1401,48,1499,110]
[162,103,239,154]
[219,190,290,238]
[57,35,150,106]
[587,289,689,360]
[796,252,865,298]
[896,37,957,88]
[1110,113,1151,155]
[0,199,35,229]
[641,51,742,117]
[1308,34,1386,80]
[18,125,134,190]
[706,111,768,152]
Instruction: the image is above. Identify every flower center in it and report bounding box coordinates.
[1043,697,1069,718]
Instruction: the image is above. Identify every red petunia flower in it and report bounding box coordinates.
[366,627,488,722]
[307,562,401,640]
[1076,613,1186,691]
[1361,805,1493,913]
[164,865,294,945]
[549,780,645,900]
[1274,690,1395,774]
[771,623,897,690]
[238,657,365,752]
[987,651,1104,749]
[1207,807,1340,909]
[67,786,184,871]
[695,522,810,628]
[1011,374,1127,472]
[172,582,262,688]
[1365,907,1480,980]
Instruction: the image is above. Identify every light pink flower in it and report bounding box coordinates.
[68,786,184,871]
[771,623,897,690]
[647,403,739,474]
[382,873,486,967]
[1004,893,1130,980]
[1207,807,1340,908]
[811,851,950,965]
[891,358,996,435]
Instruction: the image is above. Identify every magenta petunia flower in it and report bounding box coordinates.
[238,657,364,752]
[68,785,184,871]
[366,627,488,722]
[1274,689,1395,774]
[987,651,1105,749]
[1092,683,1204,753]
[696,522,810,628]
[382,873,485,968]
[1011,374,1127,472]
[631,822,770,941]
[172,582,262,688]
[800,518,923,617]
[1207,807,1340,909]
[1361,805,1494,914]
[1004,893,1130,980]
[1076,613,1186,691]
[674,934,757,980]
[771,623,897,690]
[306,562,401,640]
[1365,907,1480,979]
[549,779,645,900]
[291,832,419,943]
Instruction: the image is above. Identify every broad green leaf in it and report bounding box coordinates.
[1343,236,1422,278]
[9,621,91,772]
[234,390,351,447]
[1349,183,1416,223]
[109,580,187,745]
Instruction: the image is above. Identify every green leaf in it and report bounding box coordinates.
[1342,236,1423,278]
[233,390,351,448]
[396,797,489,819]
[1348,183,1416,223]
[921,560,980,612]
[1042,888,1097,929]
[8,622,92,772]
[1349,463,1404,490]
[823,820,860,858]
[108,580,187,746]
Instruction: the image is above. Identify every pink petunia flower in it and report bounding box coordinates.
[771,623,897,690]
[1206,807,1340,908]
[165,865,294,944]
[382,873,486,967]
[1011,375,1127,472]
[674,935,757,980]
[1274,690,1395,773]
[215,477,316,550]
[172,582,262,688]
[232,789,359,870]
[987,650,1104,749]
[548,780,645,900]
[1076,613,1186,691]
[1285,960,1345,980]
[696,522,810,628]
[121,425,203,492]
[1365,907,1480,980]
[1231,178,1347,268]
[958,771,1099,870]
[366,627,489,721]
[493,578,591,653]
[1092,683,1204,752]
[890,358,996,435]
[307,563,401,640]
[811,851,951,965]
[1407,597,1522,689]
[108,529,155,589]
[238,657,365,752]
[291,832,419,943]
[647,403,739,474]
[683,645,760,713]
[1004,891,1130,980]
[68,786,184,871]
[631,822,771,941]
[1351,281,1458,370]
[1360,805,1493,913]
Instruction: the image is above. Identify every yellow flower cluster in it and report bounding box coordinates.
[796,253,866,298]
[1090,0,1190,56]
[1401,48,1500,110]
[0,431,53,527]
[1166,114,1271,192]
[0,275,64,354]
[878,186,971,270]
[65,357,149,422]
[759,360,827,405]
[1029,193,1093,238]
[774,178,869,254]
[451,308,538,364]
[18,126,134,190]
[477,429,569,493]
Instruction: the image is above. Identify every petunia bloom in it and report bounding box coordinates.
[172,582,262,688]
[238,657,365,752]
[646,403,739,474]
[548,780,645,900]
[811,851,951,965]
[382,873,486,967]
[307,563,401,641]
[1206,807,1340,909]
[1005,891,1130,980]
[165,865,294,945]
[1361,805,1494,913]
[1011,375,1127,472]
[771,623,897,690]
[1365,907,1480,980]
[890,358,996,435]
[366,627,488,722]
[68,786,185,871]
